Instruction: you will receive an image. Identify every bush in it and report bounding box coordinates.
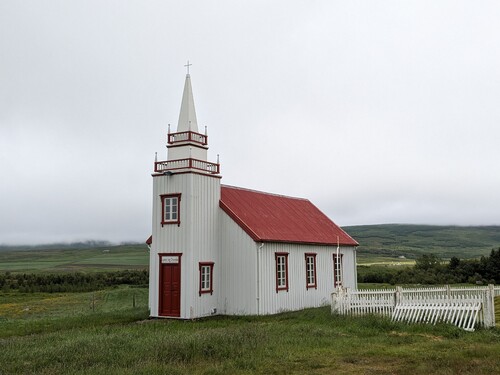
[363,248,500,285]
[0,270,149,293]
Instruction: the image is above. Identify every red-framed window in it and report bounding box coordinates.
[161,193,181,226]
[333,253,343,288]
[275,252,289,292]
[199,262,214,296]
[305,253,317,289]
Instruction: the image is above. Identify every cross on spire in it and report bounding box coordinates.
[184,60,192,75]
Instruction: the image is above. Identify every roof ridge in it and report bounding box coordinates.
[221,184,309,201]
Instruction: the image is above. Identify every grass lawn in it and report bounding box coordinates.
[0,286,148,338]
[1,287,499,375]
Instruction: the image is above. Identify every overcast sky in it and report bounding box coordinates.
[1,1,500,245]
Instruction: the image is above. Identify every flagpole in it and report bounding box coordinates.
[336,235,340,288]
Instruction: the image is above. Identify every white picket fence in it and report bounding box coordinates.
[392,294,483,331]
[331,284,497,331]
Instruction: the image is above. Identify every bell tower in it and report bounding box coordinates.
[150,67,221,319]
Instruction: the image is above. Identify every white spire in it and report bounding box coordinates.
[177,74,198,133]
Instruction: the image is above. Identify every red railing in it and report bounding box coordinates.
[168,131,207,146]
[155,158,220,174]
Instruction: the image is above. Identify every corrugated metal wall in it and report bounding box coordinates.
[215,222,358,316]
[342,247,357,288]
[150,172,221,319]
[258,243,357,315]
[218,211,258,315]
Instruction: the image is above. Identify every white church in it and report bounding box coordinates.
[147,72,358,319]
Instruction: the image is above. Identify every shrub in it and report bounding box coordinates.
[0,270,149,293]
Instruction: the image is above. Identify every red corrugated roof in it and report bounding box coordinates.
[220,185,358,246]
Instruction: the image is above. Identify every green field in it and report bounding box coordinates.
[0,287,499,374]
[0,244,149,273]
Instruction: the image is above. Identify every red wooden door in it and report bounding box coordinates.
[159,255,181,317]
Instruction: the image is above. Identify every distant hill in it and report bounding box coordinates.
[2,225,500,264]
[343,224,500,259]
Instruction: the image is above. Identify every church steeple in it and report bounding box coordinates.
[177,74,198,133]
[154,69,220,176]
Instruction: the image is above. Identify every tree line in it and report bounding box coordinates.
[359,248,500,285]
[0,269,149,293]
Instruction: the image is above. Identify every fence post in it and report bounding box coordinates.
[395,286,402,308]
[490,284,496,327]
[446,285,451,299]
[482,287,495,328]
[331,289,339,314]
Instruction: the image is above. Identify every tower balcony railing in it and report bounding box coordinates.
[168,131,207,146]
[155,158,220,174]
